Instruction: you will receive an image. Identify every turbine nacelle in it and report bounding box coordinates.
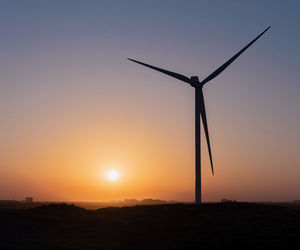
[190,76,201,88]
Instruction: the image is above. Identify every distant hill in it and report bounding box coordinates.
[0,202,299,249]
[74,198,178,209]
[0,198,178,210]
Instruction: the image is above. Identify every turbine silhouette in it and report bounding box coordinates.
[128,26,270,204]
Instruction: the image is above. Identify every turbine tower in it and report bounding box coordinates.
[128,27,270,204]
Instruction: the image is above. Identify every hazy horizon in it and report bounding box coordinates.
[2,197,299,203]
[1,0,300,202]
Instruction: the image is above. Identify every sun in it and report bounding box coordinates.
[107,170,119,181]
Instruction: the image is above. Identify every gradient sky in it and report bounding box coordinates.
[0,0,299,202]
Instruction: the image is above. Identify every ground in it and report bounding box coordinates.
[0,202,299,249]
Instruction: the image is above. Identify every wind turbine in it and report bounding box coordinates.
[128,26,270,204]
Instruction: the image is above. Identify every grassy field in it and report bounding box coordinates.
[0,202,299,249]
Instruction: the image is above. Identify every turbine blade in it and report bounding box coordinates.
[199,89,214,175]
[128,58,192,84]
[201,26,271,85]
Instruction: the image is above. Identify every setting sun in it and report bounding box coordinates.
[107,170,119,181]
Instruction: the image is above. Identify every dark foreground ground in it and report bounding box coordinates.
[0,203,299,250]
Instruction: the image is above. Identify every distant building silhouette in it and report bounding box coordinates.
[221,199,233,203]
[25,197,33,203]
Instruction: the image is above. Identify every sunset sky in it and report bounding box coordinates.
[1,0,299,202]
